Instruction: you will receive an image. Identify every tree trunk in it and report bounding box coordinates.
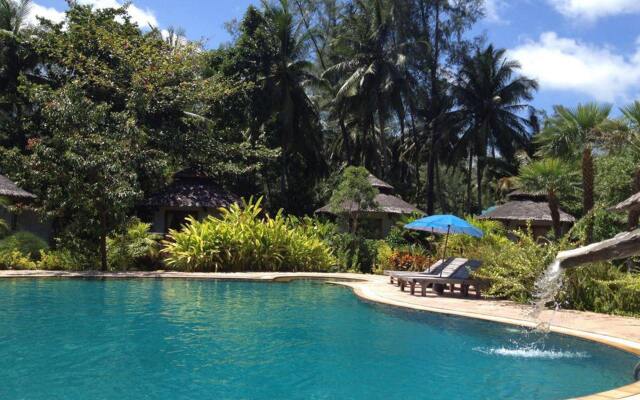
[378,101,387,178]
[628,168,640,230]
[100,211,108,272]
[582,147,595,242]
[426,136,436,214]
[548,191,562,239]
[476,155,483,213]
[339,115,351,164]
[426,0,441,215]
[466,151,473,213]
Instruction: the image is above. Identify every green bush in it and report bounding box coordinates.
[37,249,85,271]
[162,198,335,272]
[0,231,48,260]
[0,217,9,239]
[560,263,640,317]
[107,219,161,271]
[569,205,626,244]
[0,250,36,270]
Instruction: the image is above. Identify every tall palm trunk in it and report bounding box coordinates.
[426,0,441,215]
[548,191,562,239]
[628,168,640,230]
[377,99,387,178]
[582,146,595,242]
[466,151,473,213]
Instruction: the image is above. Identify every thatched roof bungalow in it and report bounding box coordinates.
[478,191,575,238]
[144,169,239,233]
[0,174,36,201]
[0,174,51,240]
[315,173,423,237]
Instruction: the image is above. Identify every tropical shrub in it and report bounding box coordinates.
[162,198,334,272]
[37,249,85,271]
[0,250,36,270]
[560,263,640,317]
[107,219,161,271]
[569,206,626,245]
[0,231,48,260]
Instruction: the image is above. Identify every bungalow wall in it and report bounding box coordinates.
[0,208,53,242]
[150,206,221,234]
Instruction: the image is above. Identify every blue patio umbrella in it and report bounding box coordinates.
[404,215,483,269]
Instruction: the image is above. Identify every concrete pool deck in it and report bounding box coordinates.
[1,270,639,400]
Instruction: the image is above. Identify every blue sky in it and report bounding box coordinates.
[27,0,640,114]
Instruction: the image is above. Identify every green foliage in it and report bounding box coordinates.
[329,166,378,233]
[37,249,85,271]
[162,197,334,272]
[569,206,626,245]
[0,231,47,259]
[595,150,639,206]
[561,263,640,317]
[0,249,35,269]
[473,230,561,303]
[107,219,161,271]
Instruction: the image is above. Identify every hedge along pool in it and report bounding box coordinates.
[0,279,636,400]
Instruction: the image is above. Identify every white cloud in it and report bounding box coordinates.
[484,0,508,24]
[27,3,66,25]
[508,32,640,102]
[548,0,640,21]
[77,0,159,28]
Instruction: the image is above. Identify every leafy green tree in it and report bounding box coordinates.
[454,45,538,212]
[518,158,579,238]
[329,166,378,233]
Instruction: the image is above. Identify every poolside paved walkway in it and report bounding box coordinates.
[1,270,639,399]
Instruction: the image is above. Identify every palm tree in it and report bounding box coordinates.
[259,0,325,198]
[1,0,36,149]
[0,0,31,34]
[322,0,407,178]
[535,102,611,240]
[518,158,579,239]
[453,45,538,212]
[620,101,640,229]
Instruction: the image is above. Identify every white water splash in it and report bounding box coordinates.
[530,259,566,331]
[474,346,589,360]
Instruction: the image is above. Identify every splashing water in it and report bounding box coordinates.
[474,345,589,360]
[530,259,566,332]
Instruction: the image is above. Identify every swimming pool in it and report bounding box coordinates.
[0,279,636,399]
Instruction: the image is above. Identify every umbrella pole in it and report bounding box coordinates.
[440,226,451,276]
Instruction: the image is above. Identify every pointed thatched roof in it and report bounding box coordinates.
[610,191,640,213]
[316,193,423,215]
[477,200,575,224]
[145,169,238,209]
[367,174,394,192]
[0,174,36,200]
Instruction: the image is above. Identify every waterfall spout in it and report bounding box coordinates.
[555,229,640,269]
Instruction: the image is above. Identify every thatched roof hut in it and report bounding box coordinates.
[0,174,35,200]
[315,173,422,237]
[144,169,239,233]
[145,169,238,209]
[315,174,422,216]
[478,191,575,237]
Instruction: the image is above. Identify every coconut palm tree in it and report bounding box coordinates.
[518,158,579,239]
[453,45,538,212]
[0,0,31,34]
[259,0,325,198]
[322,0,407,178]
[535,103,611,240]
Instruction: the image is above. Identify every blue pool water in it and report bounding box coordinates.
[0,279,636,400]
